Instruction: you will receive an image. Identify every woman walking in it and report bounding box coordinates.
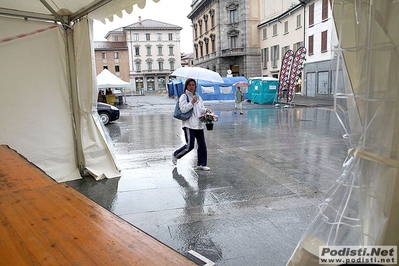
[172,78,212,171]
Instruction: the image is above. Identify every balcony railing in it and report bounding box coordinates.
[221,47,245,57]
[192,52,218,65]
[133,69,172,75]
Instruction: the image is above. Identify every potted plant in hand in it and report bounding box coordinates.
[199,113,218,130]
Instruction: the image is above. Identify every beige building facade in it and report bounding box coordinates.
[95,18,182,93]
[258,1,305,78]
[94,41,130,84]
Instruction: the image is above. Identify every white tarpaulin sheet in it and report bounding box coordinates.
[0,0,159,182]
[0,17,81,181]
[74,19,121,181]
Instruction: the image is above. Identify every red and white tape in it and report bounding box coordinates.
[0,25,58,44]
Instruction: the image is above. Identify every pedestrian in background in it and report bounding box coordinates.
[172,78,212,171]
[98,90,106,103]
[234,86,244,115]
[296,78,302,93]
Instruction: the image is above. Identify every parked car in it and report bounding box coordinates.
[97,102,120,125]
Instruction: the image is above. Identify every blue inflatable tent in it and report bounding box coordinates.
[247,77,279,104]
[168,77,248,101]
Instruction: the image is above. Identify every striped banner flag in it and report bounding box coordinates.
[287,47,307,103]
[277,50,294,102]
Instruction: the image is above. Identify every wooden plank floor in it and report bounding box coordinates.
[0,145,197,265]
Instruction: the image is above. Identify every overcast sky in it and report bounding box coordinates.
[93,0,193,54]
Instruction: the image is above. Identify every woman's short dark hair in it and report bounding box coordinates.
[184,78,197,93]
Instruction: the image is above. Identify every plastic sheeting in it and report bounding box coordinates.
[201,86,215,94]
[220,86,233,94]
[287,0,399,264]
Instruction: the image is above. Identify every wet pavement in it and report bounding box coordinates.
[67,94,346,266]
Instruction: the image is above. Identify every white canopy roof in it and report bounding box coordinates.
[97,69,132,89]
[0,0,159,24]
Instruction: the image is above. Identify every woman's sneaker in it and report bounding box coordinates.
[172,154,178,165]
[196,165,210,171]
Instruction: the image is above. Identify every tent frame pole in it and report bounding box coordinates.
[64,17,86,176]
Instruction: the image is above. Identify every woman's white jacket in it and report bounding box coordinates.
[178,91,207,130]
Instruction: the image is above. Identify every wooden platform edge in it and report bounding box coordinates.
[0,144,197,265]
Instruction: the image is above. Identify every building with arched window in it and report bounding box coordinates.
[188,0,262,78]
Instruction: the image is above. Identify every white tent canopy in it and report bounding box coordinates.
[0,0,158,23]
[97,69,132,89]
[0,0,159,182]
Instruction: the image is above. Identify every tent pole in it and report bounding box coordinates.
[65,19,85,176]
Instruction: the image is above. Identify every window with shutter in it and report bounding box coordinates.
[308,35,314,55]
[322,0,328,21]
[321,31,328,52]
[309,3,314,26]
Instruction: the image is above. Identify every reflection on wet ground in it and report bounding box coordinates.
[68,103,346,266]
